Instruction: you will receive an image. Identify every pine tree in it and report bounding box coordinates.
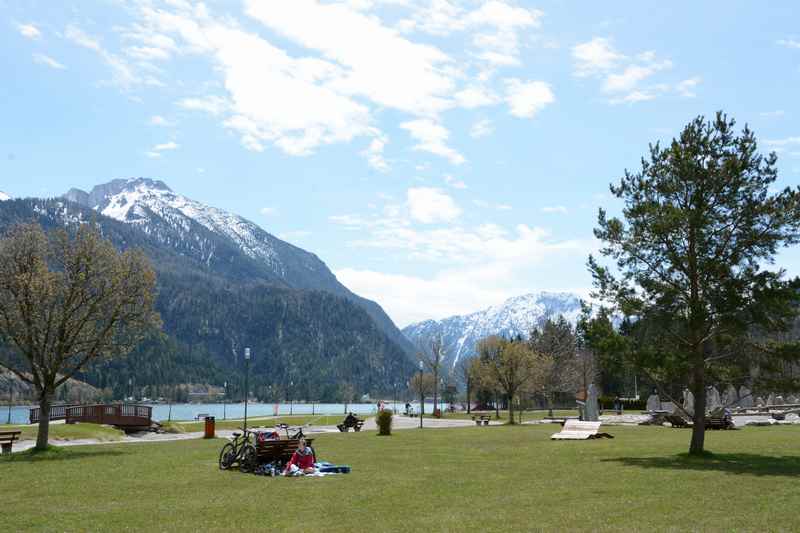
[588,112,800,455]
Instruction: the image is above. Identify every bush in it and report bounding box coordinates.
[376,409,393,436]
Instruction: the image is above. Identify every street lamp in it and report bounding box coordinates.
[418,360,424,429]
[289,381,294,416]
[223,381,227,421]
[244,348,251,430]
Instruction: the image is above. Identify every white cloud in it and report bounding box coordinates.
[676,77,701,98]
[603,60,672,93]
[17,23,41,39]
[541,205,568,214]
[64,24,161,89]
[334,222,593,325]
[777,38,800,49]
[470,119,493,138]
[149,115,173,126]
[407,187,462,224]
[153,141,179,151]
[145,151,161,159]
[401,119,465,165]
[760,110,785,118]
[572,37,622,77]
[574,38,680,104]
[454,85,499,109]
[178,96,230,116]
[260,207,278,216]
[33,53,66,70]
[444,174,467,189]
[473,199,511,210]
[362,133,390,172]
[504,79,555,118]
[765,137,800,152]
[245,0,455,116]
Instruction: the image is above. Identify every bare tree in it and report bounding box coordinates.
[409,372,436,414]
[457,356,480,414]
[530,318,581,416]
[0,223,159,450]
[477,336,552,424]
[419,336,445,415]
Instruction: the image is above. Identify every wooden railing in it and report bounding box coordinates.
[29,404,79,424]
[30,404,152,427]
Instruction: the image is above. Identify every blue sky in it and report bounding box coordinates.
[2,0,800,326]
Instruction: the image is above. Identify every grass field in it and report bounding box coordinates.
[4,423,125,442]
[3,424,800,532]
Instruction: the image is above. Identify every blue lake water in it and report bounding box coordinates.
[3,401,444,425]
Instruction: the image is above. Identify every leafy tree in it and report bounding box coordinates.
[477,336,551,424]
[588,113,800,455]
[0,223,159,450]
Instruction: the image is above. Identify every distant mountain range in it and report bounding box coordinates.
[0,178,415,399]
[402,292,584,371]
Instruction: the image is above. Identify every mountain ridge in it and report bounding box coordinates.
[402,291,584,371]
[63,178,415,356]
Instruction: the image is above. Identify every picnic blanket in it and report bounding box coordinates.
[254,461,351,477]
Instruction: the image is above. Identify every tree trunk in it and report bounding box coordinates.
[494,392,500,418]
[689,350,706,456]
[35,389,53,451]
[507,393,515,425]
[466,378,471,414]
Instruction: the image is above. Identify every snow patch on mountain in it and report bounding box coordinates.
[402,292,583,370]
[0,191,11,202]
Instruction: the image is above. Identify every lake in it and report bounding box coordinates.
[2,400,445,425]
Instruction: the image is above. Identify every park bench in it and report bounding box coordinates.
[194,413,211,421]
[255,437,315,464]
[337,416,364,432]
[472,415,491,426]
[664,414,692,428]
[551,420,614,440]
[0,430,21,455]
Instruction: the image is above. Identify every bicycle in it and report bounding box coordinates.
[218,428,258,473]
[277,423,305,440]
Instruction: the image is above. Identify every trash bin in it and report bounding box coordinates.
[204,416,215,439]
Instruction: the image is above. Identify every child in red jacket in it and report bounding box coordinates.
[283,438,316,476]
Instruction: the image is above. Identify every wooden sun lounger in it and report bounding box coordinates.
[551,420,614,440]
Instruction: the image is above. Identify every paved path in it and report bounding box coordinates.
[9,415,497,453]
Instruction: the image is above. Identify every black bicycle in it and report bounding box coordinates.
[218,428,258,473]
[277,423,305,439]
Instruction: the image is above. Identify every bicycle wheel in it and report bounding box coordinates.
[239,444,258,473]
[218,442,236,470]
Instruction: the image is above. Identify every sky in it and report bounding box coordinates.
[2,1,800,328]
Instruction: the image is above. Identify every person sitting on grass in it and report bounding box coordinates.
[283,438,316,476]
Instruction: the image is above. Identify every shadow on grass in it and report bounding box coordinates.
[604,453,800,477]
[1,446,128,463]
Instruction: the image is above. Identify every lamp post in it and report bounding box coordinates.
[419,360,424,429]
[223,381,227,421]
[244,348,251,430]
[289,381,294,416]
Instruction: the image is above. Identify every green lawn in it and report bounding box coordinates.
[3,424,800,532]
[173,414,351,433]
[5,423,125,442]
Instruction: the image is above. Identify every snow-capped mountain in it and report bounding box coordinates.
[63,178,414,355]
[403,292,583,370]
[0,191,11,201]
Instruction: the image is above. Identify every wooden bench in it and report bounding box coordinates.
[551,420,614,440]
[472,415,491,426]
[194,413,211,421]
[0,430,21,455]
[255,438,315,464]
[664,414,692,428]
